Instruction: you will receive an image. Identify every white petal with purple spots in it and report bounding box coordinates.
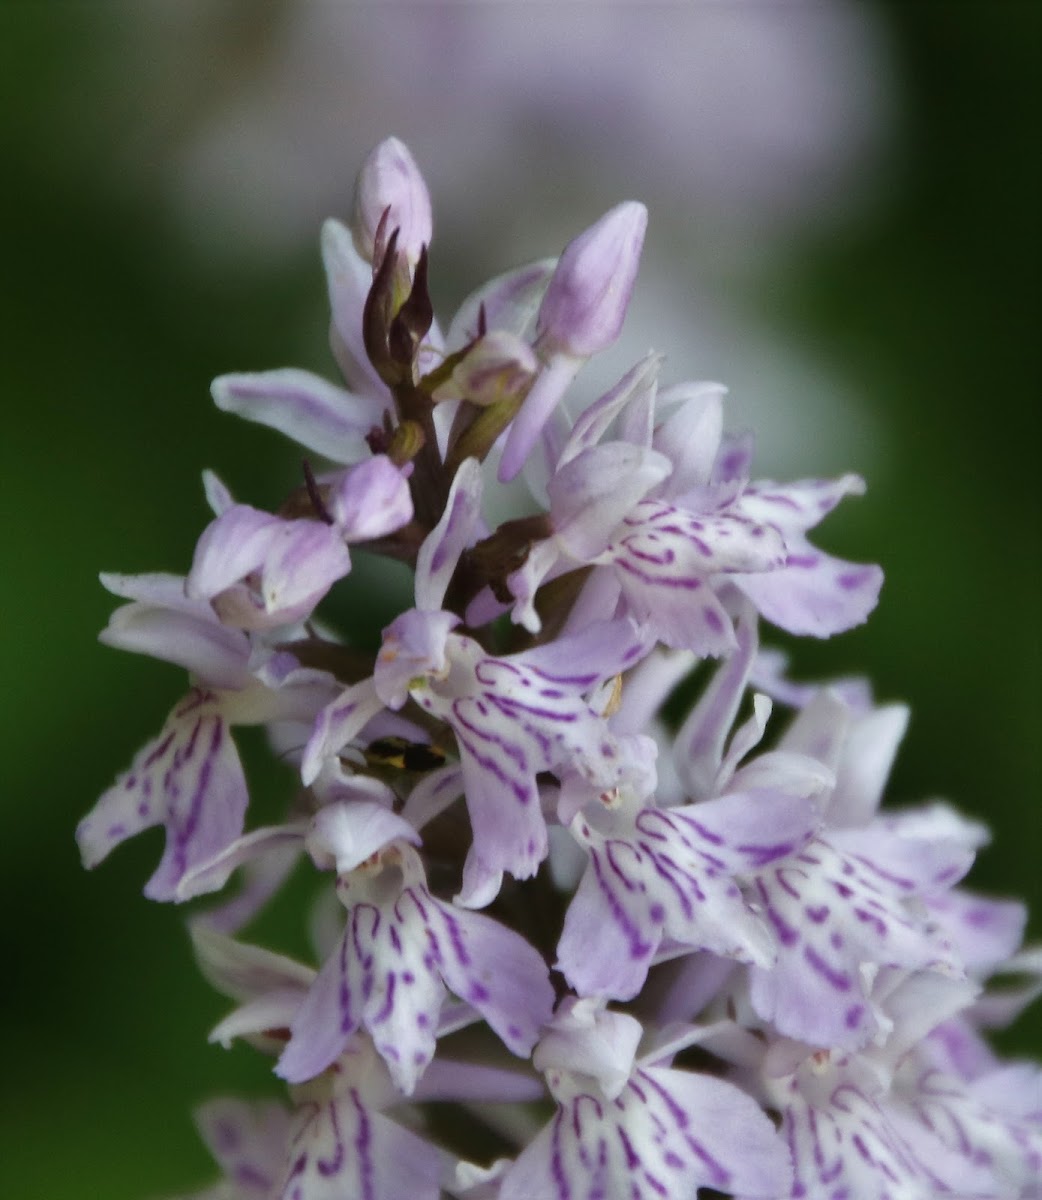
[278,841,552,1094]
[558,783,820,1000]
[749,827,971,1049]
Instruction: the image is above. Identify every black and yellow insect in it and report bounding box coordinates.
[363,736,447,773]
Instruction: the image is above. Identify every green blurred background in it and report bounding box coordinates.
[1,4,1038,1196]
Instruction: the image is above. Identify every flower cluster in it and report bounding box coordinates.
[80,139,1041,1199]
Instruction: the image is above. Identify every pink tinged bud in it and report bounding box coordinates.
[498,206,648,482]
[329,456,413,541]
[353,137,432,266]
[536,201,647,358]
[433,330,539,406]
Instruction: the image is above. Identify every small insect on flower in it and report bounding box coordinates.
[363,736,448,773]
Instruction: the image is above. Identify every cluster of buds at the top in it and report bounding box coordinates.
[356,137,434,398]
[78,139,1041,1200]
[356,140,650,552]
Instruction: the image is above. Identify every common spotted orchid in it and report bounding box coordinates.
[80,139,1039,1199]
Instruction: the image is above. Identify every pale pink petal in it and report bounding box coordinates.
[651,381,725,496]
[302,678,385,786]
[498,352,581,483]
[194,1097,291,1195]
[739,473,868,534]
[557,352,661,468]
[99,598,251,690]
[211,368,378,464]
[733,540,883,637]
[550,443,671,559]
[445,259,555,350]
[329,455,413,541]
[415,457,483,610]
[430,899,554,1057]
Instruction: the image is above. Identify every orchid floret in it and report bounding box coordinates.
[499,1000,792,1200]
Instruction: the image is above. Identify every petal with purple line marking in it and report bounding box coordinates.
[77,690,248,902]
[275,1083,445,1200]
[499,1064,789,1200]
[749,827,971,1049]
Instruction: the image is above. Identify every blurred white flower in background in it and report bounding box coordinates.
[103,0,898,474]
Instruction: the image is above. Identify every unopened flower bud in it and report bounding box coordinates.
[498,202,647,481]
[434,330,539,406]
[353,137,433,267]
[329,455,413,541]
[536,201,647,358]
